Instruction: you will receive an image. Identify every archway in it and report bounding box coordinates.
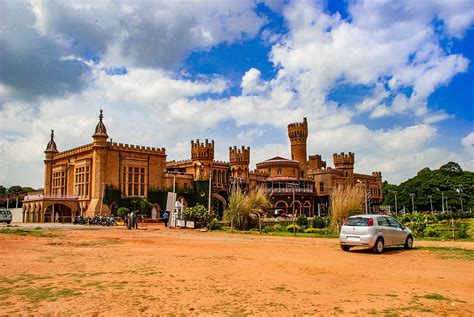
[44,203,74,223]
[275,201,288,215]
[303,200,312,216]
[290,200,302,215]
[212,193,226,219]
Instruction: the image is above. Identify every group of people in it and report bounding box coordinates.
[124,210,169,229]
[125,211,138,230]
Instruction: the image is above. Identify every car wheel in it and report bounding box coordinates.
[404,236,413,249]
[340,245,351,252]
[373,238,384,254]
[7,221,11,225]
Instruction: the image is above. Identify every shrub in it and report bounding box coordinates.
[224,186,271,231]
[330,184,365,232]
[116,207,130,218]
[304,228,319,234]
[184,204,210,222]
[423,226,442,237]
[208,218,222,231]
[273,224,285,232]
[296,214,308,228]
[286,224,303,233]
[312,216,326,229]
[263,226,273,233]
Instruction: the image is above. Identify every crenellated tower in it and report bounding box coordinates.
[288,117,308,177]
[44,130,59,196]
[229,146,250,181]
[191,139,214,180]
[333,152,355,179]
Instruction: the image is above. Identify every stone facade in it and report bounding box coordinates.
[23,112,383,222]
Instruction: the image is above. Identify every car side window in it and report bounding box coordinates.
[387,217,402,228]
[377,217,390,227]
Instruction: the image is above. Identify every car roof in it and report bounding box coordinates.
[348,214,389,218]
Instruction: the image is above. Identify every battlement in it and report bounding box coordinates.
[191,139,214,160]
[288,117,308,141]
[229,146,250,164]
[372,171,382,178]
[111,142,166,155]
[308,154,326,170]
[333,152,355,169]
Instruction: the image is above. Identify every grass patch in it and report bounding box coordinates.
[83,281,106,290]
[271,286,289,292]
[16,287,80,303]
[420,293,449,301]
[79,239,122,246]
[416,246,474,261]
[0,228,54,237]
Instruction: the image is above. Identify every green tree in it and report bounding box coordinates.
[0,186,6,194]
[8,185,23,193]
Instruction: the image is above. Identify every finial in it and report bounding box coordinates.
[99,109,103,121]
[50,129,54,139]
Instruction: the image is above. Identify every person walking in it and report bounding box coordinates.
[132,211,138,229]
[163,211,169,227]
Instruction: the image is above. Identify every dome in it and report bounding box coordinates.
[45,130,58,153]
[93,109,108,138]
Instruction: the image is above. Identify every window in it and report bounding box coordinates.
[74,166,90,197]
[122,166,146,197]
[52,169,66,196]
[387,217,402,228]
[319,182,324,192]
[277,168,282,175]
[377,217,390,227]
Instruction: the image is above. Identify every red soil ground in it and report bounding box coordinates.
[0,223,473,315]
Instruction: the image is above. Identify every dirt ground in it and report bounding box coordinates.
[0,223,473,316]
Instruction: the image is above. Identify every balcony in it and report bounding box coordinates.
[24,194,79,201]
[265,187,314,194]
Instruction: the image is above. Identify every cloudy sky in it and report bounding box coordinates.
[1,0,473,188]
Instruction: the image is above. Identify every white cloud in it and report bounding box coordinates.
[1,0,473,188]
[461,132,474,155]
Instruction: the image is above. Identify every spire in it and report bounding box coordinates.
[45,129,58,153]
[93,109,108,138]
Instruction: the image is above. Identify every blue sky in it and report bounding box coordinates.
[0,0,473,188]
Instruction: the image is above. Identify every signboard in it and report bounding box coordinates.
[186,221,195,228]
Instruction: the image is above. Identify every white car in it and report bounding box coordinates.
[0,209,12,224]
[339,214,413,254]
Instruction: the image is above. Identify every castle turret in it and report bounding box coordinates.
[229,146,250,181]
[333,152,355,178]
[191,139,214,180]
[44,130,58,196]
[89,110,110,215]
[92,109,108,147]
[288,117,308,177]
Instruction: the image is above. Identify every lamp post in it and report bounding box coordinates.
[287,182,298,236]
[393,191,398,215]
[409,193,415,213]
[441,191,445,213]
[357,180,368,214]
[428,195,433,212]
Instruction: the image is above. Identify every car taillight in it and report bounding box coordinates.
[368,218,373,226]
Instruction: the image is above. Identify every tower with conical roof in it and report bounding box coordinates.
[44,130,59,196]
[88,109,110,215]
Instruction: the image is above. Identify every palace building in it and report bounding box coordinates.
[23,111,383,222]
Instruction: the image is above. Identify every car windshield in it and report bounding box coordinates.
[345,217,369,226]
